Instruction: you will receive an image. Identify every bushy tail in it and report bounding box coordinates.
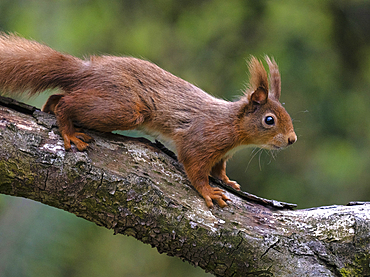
[0,33,85,96]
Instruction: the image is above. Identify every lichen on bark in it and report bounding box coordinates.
[1,96,370,277]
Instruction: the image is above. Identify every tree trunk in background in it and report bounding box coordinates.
[0,96,369,277]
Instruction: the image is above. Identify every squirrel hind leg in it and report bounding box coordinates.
[59,119,90,151]
[62,132,89,151]
[54,98,92,151]
[42,94,64,114]
[75,132,93,143]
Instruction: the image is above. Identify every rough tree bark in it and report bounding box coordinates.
[0,96,369,277]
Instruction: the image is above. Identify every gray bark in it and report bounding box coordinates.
[0,96,369,277]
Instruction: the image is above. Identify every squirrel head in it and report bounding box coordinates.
[237,56,297,149]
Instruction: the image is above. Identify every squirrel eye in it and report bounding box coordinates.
[265,116,275,125]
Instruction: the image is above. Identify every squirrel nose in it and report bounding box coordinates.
[287,134,297,146]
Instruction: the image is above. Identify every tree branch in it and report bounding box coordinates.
[0,96,369,277]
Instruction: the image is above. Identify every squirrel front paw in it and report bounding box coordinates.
[224,180,241,191]
[200,186,231,208]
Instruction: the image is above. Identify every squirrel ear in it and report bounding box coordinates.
[246,56,269,105]
[265,56,281,101]
[250,87,268,105]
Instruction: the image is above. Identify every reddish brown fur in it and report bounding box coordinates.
[0,34,297,208]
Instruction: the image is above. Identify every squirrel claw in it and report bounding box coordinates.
[202,186,230,208]
[75,132,94,143]
[225,180,240,191]
[63,133,90,151]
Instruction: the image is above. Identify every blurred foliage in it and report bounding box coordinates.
[1,0,370,276]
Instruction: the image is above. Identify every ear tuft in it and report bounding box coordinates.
[246,56,269,105]
[265,56,281,100]
[247,56,268,94]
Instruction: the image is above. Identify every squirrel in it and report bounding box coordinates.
[0,34,297,208]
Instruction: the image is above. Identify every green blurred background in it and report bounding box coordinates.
[1,0,370,276]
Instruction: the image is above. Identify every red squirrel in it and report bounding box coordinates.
[0,34,296,208]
